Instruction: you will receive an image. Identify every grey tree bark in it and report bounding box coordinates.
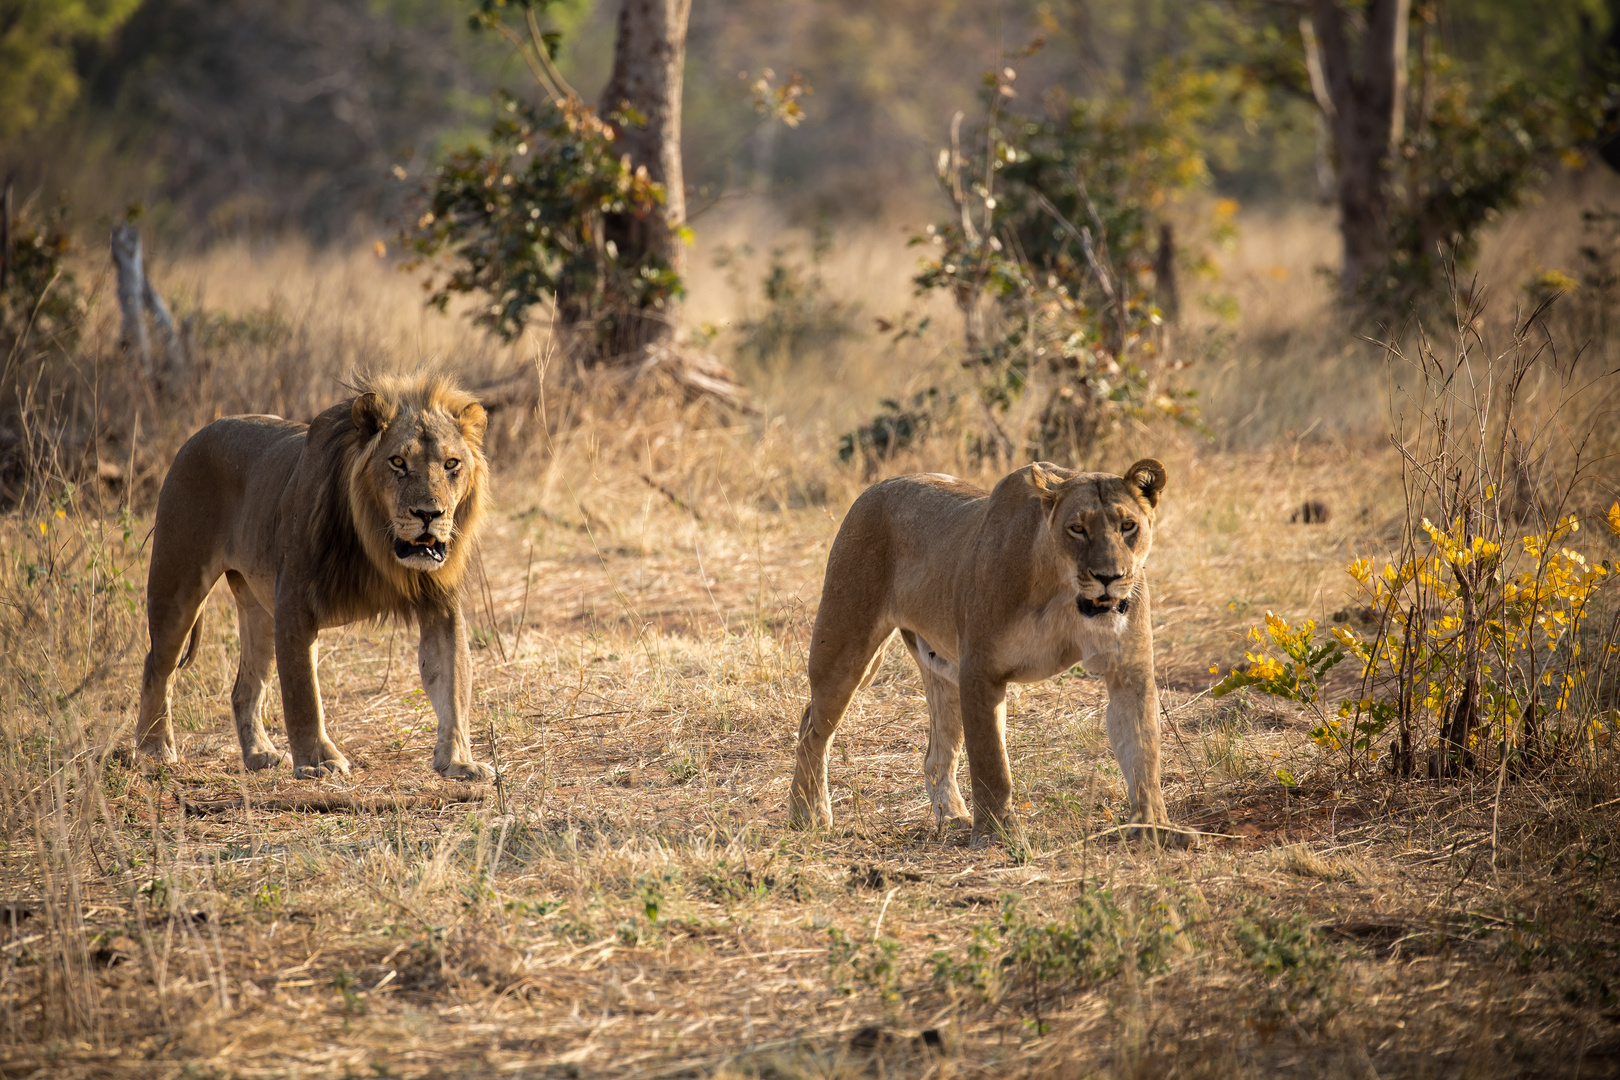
[599,0,692,359]
[1306,0,1412,296]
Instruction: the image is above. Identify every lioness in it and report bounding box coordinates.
[789,460,1186,844]
[135,375,495,781]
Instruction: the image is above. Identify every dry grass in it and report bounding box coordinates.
[3,199,1620,1078]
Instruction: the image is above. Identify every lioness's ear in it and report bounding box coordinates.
[1026,461,1065,504]
[1124,458,1167,508]
[352,392,393,438]
[457,400,488,446]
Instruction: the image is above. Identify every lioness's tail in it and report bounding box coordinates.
[175,617,204,671]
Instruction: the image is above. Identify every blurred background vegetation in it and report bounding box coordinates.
[1,0,1611,241]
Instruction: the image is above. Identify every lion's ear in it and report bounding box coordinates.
[352,392,394,438]
[1124,458,1167,508]
[457,400,488,446]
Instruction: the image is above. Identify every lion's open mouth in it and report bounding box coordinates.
[394,535,447,564]
[1078,595,1130,618]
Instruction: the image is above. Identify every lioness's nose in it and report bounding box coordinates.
[412,508,443,527]
[1094,571,1123,587]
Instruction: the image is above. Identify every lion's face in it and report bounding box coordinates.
[1040,459,1166,619]
[351,390,488,575]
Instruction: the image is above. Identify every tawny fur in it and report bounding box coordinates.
[134,374,496,781]
[789,459,1188,846]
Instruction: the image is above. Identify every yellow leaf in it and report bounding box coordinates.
[1607,501,1620,539]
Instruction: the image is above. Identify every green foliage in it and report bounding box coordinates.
[1372,67,1604,315]
[1,200,84,355]
[405,92,681,350]
[1234,908,1340,1012]
[931,890,1187,1030]
[0,0,142,139]
[836,389,946,465]
[826,926,904,1004]
[901,60,1206,464]
[721,239,858,371]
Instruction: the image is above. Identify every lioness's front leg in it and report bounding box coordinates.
[958,672,1017,843]
[273,609,351,779]
[418,606,494,782]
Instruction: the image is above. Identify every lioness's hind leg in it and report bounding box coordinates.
[919,668,970,830]
[789,625,895,829]
[228,576,286,772]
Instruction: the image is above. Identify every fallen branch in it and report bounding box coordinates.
[180,785,488,816]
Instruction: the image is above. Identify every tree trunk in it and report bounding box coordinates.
[1307,0,1411,296]
[599,0,692,361]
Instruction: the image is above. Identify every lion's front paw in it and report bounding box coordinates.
[436,759,495,783]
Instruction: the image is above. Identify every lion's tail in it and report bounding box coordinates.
[175,617,204,671]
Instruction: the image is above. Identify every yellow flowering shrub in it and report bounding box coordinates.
[1214,508,1617,777]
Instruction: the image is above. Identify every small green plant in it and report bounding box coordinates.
[931,890,1185,1033]
[331,970,365,1015]
[666,754,698,785]
[827,926,905,1005]
[253,881,285,916]
[1234,908,1340,1024]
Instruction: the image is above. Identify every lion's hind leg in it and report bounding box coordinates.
[227,573,287,772]
[789,625,896,829]
[136,559,221,765]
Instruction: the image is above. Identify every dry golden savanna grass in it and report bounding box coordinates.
[3,196,1620,1078]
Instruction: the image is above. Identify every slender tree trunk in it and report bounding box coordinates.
[1307,0,1411,296]
[599,0,692,361]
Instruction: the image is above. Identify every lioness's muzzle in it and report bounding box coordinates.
[1078,594,1130,618]
[394,534,447,563]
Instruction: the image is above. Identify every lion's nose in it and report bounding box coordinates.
[1094,571,1124,588]
[412,508,443,528]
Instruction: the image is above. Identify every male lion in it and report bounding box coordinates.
[135,374,496,781]
[789,459,1186,845]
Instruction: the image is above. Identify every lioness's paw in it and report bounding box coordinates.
[293,755,351,780]
[436,760,495,783]
[135,741,178,765]
[242,748,288,772]
[1127,822,1196,849]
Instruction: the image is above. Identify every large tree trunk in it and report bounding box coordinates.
[1307,0,1411,296]
[599,0,692,361]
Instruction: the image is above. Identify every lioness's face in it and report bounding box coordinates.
[362,405,484,572]
[1043,459,1166,618]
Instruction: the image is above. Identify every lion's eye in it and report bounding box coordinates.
[444,458,461,472]
[389,455,407,471]
[1067,523,1086,537]
[1121,519,1137,533]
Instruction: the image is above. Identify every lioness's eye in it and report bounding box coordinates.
[1067,523,1086,536]
[389,455,407,471]
[445,458,461,472]
[1121,519,1137,533]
